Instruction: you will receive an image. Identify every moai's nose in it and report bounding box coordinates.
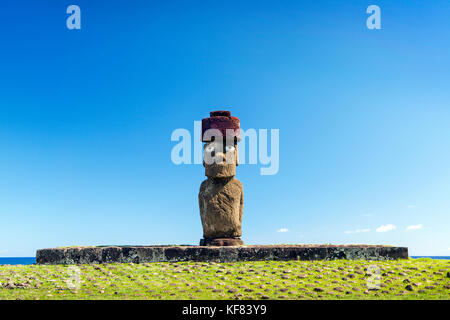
[215,152,227,164]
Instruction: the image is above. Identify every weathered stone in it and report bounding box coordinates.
[200,238,243,246]
[199,114,244,245]
[198,176,243,240]
[201,111,241,142]
[36,244,409,265]
[204,162,237,178]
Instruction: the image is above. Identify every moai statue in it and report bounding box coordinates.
[199,111,244,246]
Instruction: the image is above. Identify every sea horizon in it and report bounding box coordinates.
[0,256,449,265]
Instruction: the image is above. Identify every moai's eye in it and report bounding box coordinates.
[205,146,215,153]
[225,145,235,152]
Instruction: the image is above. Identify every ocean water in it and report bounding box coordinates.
[0,256,449,265]
[411,256,450,260]
[0,257,36,265]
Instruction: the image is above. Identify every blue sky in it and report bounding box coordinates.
[0,0,449,257]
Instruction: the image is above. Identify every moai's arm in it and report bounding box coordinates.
[199,180,206,216]
[239,183,244,222]
[198,194,204,216]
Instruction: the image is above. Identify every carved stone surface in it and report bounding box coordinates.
[199,237,244,246]
[36,245,409,265]
[199,110,244,246]
[201,110,241,142]
[199,177,243,239]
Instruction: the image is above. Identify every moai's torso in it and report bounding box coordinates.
[198,177,243,239]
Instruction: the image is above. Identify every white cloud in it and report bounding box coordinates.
[376,224,396,232]
[406,224,423,231]
[407,205,417,209]
[344,228,371,234]
[277,228,289,233]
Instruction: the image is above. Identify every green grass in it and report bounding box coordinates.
[0,258,448,300]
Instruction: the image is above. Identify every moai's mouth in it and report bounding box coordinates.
[205,163,236,178]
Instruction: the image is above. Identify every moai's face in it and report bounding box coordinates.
[203,140,238,178]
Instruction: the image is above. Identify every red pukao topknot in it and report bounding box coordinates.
[201,110,241,142]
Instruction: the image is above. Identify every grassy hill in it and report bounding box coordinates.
[0,258,448,300]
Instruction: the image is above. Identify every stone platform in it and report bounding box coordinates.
[36,245,408,265]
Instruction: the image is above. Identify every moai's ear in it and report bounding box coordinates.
[235,143,239,166]
[202,143,206,167]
